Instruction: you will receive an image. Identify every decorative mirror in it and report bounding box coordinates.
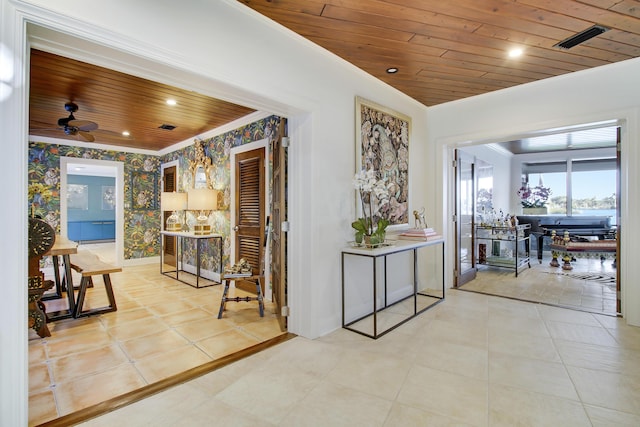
[189,140,213,189]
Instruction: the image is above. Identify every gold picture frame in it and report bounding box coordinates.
[189,140,213,189]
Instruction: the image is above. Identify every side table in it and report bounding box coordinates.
[160,231,223,288]
[342,239,445,339]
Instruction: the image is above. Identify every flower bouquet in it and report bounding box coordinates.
[352,169,391,247]
[517,184,551,208]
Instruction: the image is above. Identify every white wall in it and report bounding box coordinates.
[4,1,640,424]
[12,0,431,334]
[0,1,29,425]
[1,2,431,424]
[428,57,640,331]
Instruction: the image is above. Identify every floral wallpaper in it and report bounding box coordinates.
[28,142,161,260]
[162,115,283,273]
[28,114,284,269]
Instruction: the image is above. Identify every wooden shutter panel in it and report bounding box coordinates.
[236,155,264,277]
[239,158,261,226]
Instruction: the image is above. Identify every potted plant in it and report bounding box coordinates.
[352,169,390,247]
[517,183,551,214]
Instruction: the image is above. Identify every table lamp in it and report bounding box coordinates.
[161,192,187,231]
[187,188,218,235]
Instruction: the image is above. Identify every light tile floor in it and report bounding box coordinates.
[78,288,640,426]
[460,252,618,315]
[28,243,284,426]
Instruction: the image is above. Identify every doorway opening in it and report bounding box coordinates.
[452,122,621,317]
[60,157,124,267]
[230,138,270,297]
[23,20,300,426]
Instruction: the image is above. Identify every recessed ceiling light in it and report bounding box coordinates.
[386,67,398,74]
[508,48,523,58]
[166,99,177,106]
[122,131,130,137]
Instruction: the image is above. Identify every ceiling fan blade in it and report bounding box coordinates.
[78,131,95,142]
[68,120,98,131]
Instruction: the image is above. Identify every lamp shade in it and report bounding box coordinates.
[187,188,218,211]
[161,192,187,212]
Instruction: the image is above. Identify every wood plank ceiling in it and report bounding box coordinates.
[29,49,255,151]
[239,0,640,106]
[29,1,640,152]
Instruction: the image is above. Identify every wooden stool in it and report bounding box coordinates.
[217,275,264,319]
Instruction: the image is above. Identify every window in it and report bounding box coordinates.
[571,159,617,225]
[522,162,566,214]
[476,161,493,213]
[522,158,616,223]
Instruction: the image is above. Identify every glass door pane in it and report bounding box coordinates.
[455,150,476,287]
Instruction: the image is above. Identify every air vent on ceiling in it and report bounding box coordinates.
[158,124,177,130]
[554,25,609,50]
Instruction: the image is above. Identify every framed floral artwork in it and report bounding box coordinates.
[102,185,115,210]
[67,184,88,210]
[131,171,157,210]
[355,96,411,228]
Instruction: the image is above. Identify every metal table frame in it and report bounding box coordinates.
[160,231,223,288]
[476,224,531,277]
[42,236,78,321]
[341,239,445,339]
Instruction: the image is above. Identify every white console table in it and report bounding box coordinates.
[341,239,445,339]
[160,231,223,288]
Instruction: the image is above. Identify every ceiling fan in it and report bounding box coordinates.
[30,101,135,144]
[55,102,98,142]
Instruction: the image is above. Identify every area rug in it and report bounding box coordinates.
[542,271,616,287]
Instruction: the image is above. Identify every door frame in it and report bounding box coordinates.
[161,160,180,267]
[230,137,271,300]
[60,156,125,267]
[160,160,179,191]
[444,119,627,314]
[453,149,477,287]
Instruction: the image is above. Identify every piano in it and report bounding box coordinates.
[516,215,615,262]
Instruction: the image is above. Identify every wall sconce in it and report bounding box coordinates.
[187,188,218,235]
[161,192,187,231]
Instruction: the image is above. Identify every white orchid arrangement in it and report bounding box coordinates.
[352,169,390,244]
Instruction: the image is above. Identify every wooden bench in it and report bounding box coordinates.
[549,240,617,270]
[69,252,120,318]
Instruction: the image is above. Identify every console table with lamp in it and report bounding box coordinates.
[160,140,222,288]
[160,230,223,288]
